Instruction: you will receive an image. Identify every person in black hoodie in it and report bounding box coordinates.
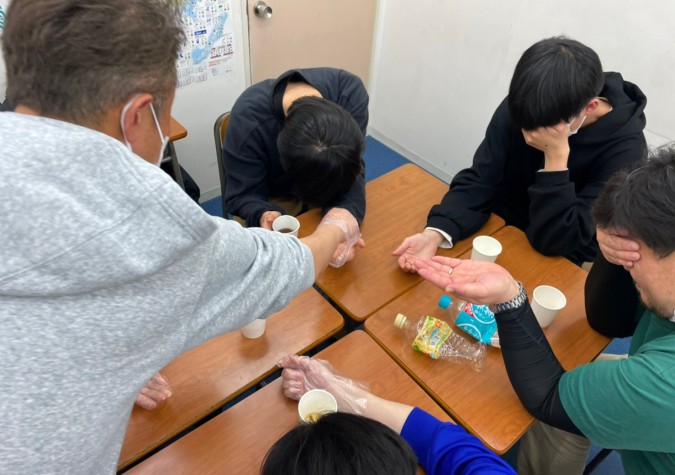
[223,68,368,231]
[394,36,647,269]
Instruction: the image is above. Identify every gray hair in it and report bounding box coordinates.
[2,0,184,124]
[592,144,675,258]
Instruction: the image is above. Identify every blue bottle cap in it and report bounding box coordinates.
[438,294,452,309]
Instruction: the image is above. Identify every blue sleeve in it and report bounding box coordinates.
[400,408,515,475]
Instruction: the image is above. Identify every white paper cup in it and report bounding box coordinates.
[272,215,300,237]
[471,236,502,262]
[298,389,337,423]
[241,319,266,339]
[531,285,567,328]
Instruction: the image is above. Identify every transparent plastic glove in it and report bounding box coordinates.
[319,208,361,268]
[278,354,370,415]
[134,373,172,410]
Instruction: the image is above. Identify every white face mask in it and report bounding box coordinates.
[120,97,169,166]
[567,114,587,136]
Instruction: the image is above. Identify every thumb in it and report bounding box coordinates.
[278,354,305,369]
[392,239,410,256]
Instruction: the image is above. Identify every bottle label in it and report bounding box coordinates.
[455,302,498,345]
[412,316,453,359]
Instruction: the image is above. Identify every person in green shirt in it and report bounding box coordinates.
[414,145,675,475]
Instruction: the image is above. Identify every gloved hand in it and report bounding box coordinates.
[278,354,369,415]
[134,373,172,410]
[319,208,363,268]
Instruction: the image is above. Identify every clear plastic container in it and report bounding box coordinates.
[394,313,486,371]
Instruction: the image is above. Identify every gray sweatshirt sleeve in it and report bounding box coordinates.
[179,219,315,352]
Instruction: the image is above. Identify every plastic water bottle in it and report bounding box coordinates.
[438,295,500,347]
[394,313,486,371]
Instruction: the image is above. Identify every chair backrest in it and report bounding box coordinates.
[213,111,231,218]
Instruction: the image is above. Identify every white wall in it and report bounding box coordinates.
[171,0,250,202]
[368,0,675,183]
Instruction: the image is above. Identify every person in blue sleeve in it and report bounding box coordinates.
[266,354,515,475]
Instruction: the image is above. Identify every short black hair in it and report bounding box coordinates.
[278,96,364,207]
[508,36,604,130]
[260,412,417,475]
[592,145,675,258]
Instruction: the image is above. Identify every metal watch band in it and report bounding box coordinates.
[489,281,527,313]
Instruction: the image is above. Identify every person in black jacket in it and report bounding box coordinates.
[223,68,368,231]
[394,36,647,269]
[414,148,675,474]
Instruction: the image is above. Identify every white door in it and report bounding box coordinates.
[247,0,377,86]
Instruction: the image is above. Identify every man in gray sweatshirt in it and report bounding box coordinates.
[0,1,360,473]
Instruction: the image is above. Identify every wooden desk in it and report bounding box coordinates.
[169,117,188,141]
[297,164,505,321]
[118,288,344,470]
[126,330,451,475]
[365,226,610,453]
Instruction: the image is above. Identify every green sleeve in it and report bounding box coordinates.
[559,338,675,452]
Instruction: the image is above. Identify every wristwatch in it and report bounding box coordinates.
[489,281,527,313]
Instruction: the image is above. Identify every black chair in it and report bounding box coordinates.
[213,111,231,218]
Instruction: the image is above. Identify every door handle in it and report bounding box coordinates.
[254,1,273,19]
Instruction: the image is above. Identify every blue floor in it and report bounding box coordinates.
[202,136,626,474]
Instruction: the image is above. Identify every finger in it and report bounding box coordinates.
[415,258,451,274]
[603,231,638,250]
[143,381,172,395]
[416,266,452,291]
[356,238,366,248]
[609,254,639,268]
[279,354,306,370]
[392,240,410,256]
[153,373,169,386]
[397,255,417,273]
[281,368,304,382]
[282,386,303,400]
[144,376,170,392]
[344,247,356,263]
[135,393,159,410]
[277,355,292,368]
[430,256,463,267]
[291,354,312,371]
[281,379,304,392]
[140,385,172,400]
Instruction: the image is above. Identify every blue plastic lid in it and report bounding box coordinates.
[438,294,452,309]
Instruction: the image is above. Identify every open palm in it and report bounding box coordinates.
[415,256,519,305]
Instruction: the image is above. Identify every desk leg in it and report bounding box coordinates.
[167,142,185,190]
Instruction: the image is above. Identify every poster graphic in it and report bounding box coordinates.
[177,0,235,88]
